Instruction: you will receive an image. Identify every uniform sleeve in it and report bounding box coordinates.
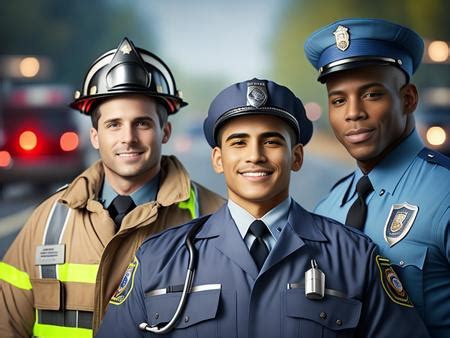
[0,214,38,338]
[95,255,146,338]
[356,246,430,338]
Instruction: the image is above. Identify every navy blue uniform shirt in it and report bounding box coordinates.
[97,201,429,338]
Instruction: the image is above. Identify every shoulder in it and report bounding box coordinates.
[310,211,376,251]
[191,180,225,205]
[330,172,355,191]
[138,215,210,258]
[417,148,450,170]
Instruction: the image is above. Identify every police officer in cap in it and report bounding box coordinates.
[305,18,450,337]
[97,78,429,338]
[0,38,224,337]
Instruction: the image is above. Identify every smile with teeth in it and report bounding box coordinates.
[116,152,142,157]
[241,172,270,177]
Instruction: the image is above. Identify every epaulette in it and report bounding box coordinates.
[330,172,354,191]
[418,148,450,169]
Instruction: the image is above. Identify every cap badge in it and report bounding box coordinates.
[120,41,132,55]
[333,25,350,51]
[246,81,268,108]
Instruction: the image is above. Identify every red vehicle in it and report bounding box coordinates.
[0,84,86,195]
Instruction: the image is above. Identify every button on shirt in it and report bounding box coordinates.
[227,197,291,252]
[315,130,450,337]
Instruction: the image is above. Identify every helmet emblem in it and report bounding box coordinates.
[333,25,350,51]
[246,81,268,108]
[120,42,132,55]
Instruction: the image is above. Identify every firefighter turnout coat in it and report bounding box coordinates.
[0,155,225,337]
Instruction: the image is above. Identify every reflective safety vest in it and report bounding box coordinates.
[0,183,200,338]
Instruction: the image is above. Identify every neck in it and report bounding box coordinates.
[103,167,159,195]
[229,194,288,218]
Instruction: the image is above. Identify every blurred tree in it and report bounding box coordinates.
[0,0,156,87]
[271,0,450,128]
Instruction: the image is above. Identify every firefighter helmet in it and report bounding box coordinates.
[70,37,187,115]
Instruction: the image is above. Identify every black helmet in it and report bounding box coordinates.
[70,37,187,115]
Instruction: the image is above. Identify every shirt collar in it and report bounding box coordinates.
[100,174,160,208]
[227,197,291,242]
[342,130,423,204]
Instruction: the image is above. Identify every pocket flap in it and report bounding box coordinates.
[388,243,427,270]
[31,278,61,310]
[286,288,362,330]
[145,287,221,329]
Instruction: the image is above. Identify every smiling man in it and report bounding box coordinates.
[96,78,429,338]
[305,18,450,337]
[0,38,224,337]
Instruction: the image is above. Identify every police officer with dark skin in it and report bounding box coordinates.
[0,38,224,337]
[96,78,430,338]
[305,18,450,337]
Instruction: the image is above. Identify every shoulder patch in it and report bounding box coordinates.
[375,255,413,308]
[110,256,139,305]
[418,148,450,169]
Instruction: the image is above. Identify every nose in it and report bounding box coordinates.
[246,141,266,163]
[121,124,138,144]
[345,97,366,121]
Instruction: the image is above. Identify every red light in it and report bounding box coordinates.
[19,131,38,150]
[0,151,12,167]
[60,132,79,151]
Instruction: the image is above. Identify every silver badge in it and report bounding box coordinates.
[246,81,268,108]
[35,244,65,265]
[120,41,132,54]
[384,203,418,247]
[333,25,350,51]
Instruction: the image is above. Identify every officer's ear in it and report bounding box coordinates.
[291,143,303,172]
[400,83,418,115]
[162,121,172,144]
[211,146,224,174]
[90,127,99,150]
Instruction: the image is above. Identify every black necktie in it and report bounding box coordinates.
[345,175,373,230]
[108,195,136,229]
[248,220,269,270]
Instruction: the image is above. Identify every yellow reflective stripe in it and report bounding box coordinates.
[33,322,92,338]
[0,261,32,290]
[178,186,198,219]
[57,263,98,284]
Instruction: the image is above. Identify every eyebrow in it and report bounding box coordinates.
[328,82,385,97]
[225,131,287,142]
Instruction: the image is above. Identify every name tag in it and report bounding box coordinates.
[35,244,65,265]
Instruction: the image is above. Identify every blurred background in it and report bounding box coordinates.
[1,0,449,256]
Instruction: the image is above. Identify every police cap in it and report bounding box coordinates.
[70,37,187,115]
[304,18,424,83]
[203,78,313,147]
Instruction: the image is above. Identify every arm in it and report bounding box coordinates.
[0,215,37,337]
[356,246,430,337]
[95,255,146,338]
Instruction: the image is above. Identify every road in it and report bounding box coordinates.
[0,136,354,258]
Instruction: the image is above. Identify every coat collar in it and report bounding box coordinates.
[59,155,192,210]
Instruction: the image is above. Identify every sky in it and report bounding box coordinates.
[136,0,284,82]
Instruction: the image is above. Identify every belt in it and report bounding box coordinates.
[37,309,93,329]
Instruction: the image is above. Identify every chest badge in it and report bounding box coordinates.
[384,202,418,247]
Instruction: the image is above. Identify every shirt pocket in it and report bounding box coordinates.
[388,243,427,313]
[144,284,225,338]
[284,287,362,338]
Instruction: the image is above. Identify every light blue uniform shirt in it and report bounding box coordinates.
[315,130,450,337]
[100,174,160,208]
[227,197,291,252]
